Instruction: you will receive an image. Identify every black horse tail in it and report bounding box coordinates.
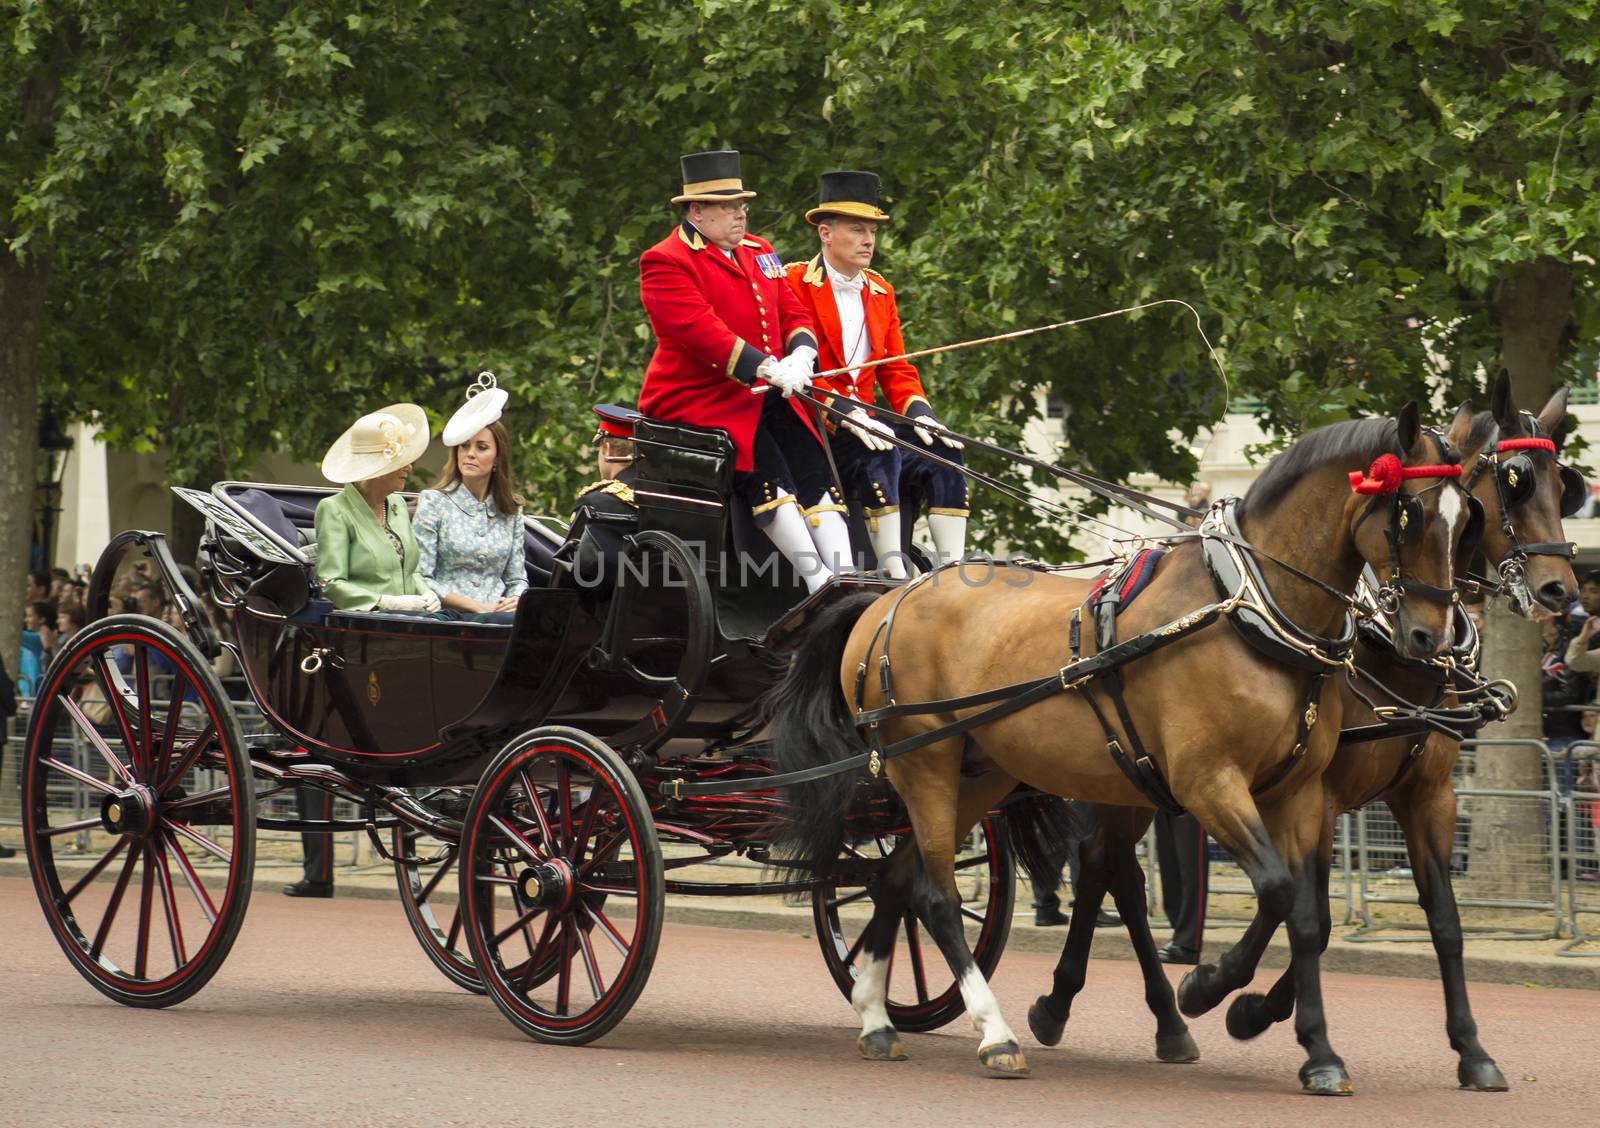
[764,588,884,875]
[1002,791,1081,896]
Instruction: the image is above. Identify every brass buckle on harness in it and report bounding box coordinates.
[663,779,684,801]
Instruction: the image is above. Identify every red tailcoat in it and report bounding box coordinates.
[783,254,929,417]
[638,222,819,472]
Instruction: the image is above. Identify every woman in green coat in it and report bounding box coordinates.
[315,403,442,613]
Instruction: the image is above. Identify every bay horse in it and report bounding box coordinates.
[1184,380,1576,1084]
[1026,378,1578,1093]
[767,405,1471,1091]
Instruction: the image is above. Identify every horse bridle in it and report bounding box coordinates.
[1350,428,1468,614]
[1459,413,1582,597]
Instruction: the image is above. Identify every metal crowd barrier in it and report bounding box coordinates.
[1130,739,1573,946]
[1351,739,1563,942]
[1558,739,1600,957]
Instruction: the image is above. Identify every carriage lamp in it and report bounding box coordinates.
[35,409,74,571]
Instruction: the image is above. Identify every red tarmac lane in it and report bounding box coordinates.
[1,874,1594,1128]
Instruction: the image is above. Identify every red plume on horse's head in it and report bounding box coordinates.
[1349,453,1462,496]
[1349,453,1404,495]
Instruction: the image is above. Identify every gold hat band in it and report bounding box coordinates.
[682,177,746,194]
[806,200,891,225]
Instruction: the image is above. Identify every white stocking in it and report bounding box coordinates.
[761,494,828,593]
[927,513,968,565]
[806,507,856,579]
[867,510,908,579]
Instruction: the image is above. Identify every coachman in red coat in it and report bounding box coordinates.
[784,170,969,576]
[638,150,855,592]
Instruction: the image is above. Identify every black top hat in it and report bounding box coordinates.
[673,150,758,204]
[806,170,890,225]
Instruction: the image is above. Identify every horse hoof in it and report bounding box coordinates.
[1458,1057,1509,1092]
[978,1040,1031,1078]
[1299,1063,1354,1096]
[1027,997,1066,1047]
[1156,1029,1200,1063]
[858,1029,907,1061]
[1224,992,1274,1041]
[1176,965,1217,1018]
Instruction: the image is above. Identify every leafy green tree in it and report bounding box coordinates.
[4,0,1596,692]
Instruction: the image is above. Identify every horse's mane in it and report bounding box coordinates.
[1239,418,1403,518]
[1468,410,1500,449]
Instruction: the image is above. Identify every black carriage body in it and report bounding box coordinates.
[185,414,874,789]
[226,590,780,786]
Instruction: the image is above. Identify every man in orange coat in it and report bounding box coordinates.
[785,171,968,576]
[638,150,852,592]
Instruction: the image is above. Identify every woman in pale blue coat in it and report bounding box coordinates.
[413,375,527,617]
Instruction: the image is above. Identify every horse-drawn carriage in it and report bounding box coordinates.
[20,376,1584,1092]
[20,412,1013,1045]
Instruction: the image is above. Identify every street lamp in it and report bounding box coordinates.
[35,410,74,572]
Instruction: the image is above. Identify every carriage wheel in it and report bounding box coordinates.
[812,816,1014,1033]
[22,614,255,1008]
[459,727,664,1044]
[393,818,483,994]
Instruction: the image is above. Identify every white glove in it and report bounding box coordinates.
[842,408,895,452]
[376,594,433,612]
[754,354,783,388]
[421,589,442,612]
[786,344,818,376]
[912,412,964,449]
[764,354,814,398]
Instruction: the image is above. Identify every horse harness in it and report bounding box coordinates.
[827,500,1363,816]
[677,444,1472,807]
[1458,417,1582,596]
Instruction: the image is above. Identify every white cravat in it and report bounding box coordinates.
[829,268,870,389]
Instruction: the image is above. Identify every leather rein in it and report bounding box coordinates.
[675,443,1462,804]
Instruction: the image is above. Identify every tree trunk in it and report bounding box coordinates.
[1468,256,1573,903]
[0,252,51,698]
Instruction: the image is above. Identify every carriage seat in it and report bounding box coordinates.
[235,488,318,550]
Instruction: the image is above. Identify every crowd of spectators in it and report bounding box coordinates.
[12,561,239,703]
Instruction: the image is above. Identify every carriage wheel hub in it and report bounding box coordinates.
[518,858,576,912]
[101,784,156,837]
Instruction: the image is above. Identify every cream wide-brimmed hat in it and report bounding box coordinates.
[320,403,431,484]
[442,371,510,447]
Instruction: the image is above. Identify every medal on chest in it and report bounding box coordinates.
[755,251,784,279]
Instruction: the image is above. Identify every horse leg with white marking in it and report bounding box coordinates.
[849,842,916,1061]
[849,768,1018,1062]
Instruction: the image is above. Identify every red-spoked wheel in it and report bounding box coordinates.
[22,614,255,1007]
[812,816,1014,1033]
[393,819,482,994]
[458,727,663,1044]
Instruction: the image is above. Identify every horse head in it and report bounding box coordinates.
[1460,372,1581,616]
[1346,402,1472,661]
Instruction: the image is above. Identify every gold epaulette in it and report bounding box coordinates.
[576,479,636,507]
[739,236,763,248]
